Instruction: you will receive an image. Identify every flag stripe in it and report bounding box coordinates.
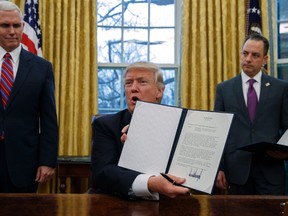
[22,33,38,54]
[21,0,43,57]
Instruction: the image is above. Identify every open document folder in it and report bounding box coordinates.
[239,129,288,152]
[118,101,234,194]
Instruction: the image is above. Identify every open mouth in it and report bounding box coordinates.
[132,96,139,102]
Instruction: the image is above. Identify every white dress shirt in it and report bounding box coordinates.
[0,45,22,80]
[132,174,159,200]
[241,70,262,106]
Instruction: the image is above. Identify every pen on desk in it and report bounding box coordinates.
[160,172,183,187]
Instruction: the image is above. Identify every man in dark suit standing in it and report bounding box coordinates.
[91,61,190,200]
[0,2,58,193]
[214,34,288,195]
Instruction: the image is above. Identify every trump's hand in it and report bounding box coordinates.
[121,124,129,144]
[148,174,190,198]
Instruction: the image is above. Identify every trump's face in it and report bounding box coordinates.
[124,69,164,113]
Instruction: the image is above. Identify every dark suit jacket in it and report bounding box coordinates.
[91,109,142,199]
[0,48,58,188]
[214,73,288,186]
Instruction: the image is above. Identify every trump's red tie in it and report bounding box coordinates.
[1,53,14,109]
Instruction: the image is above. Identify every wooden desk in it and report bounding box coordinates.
[0,194,287,216]
[56,156,91,193]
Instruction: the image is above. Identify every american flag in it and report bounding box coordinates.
[21,0,43,56]
[246,0,262,36]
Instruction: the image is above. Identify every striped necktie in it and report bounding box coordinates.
[1,53,14,109]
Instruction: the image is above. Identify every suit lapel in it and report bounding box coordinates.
[234,75,249,118]
[117,110,132,151]
[254,74,271,122]
[121,110,132,130]
[234,75,245,106]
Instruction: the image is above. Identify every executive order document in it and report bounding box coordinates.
[118,101,234,194]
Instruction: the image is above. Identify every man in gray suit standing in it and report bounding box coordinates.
[214,34,288,195]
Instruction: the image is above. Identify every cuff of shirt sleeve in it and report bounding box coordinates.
[132,174,159,200]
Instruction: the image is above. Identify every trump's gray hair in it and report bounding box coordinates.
[123,61,165,90]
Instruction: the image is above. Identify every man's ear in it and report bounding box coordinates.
[263,55,268,66]
[156,87,165,100]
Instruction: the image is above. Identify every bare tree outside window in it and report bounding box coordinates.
[97,0,179,113]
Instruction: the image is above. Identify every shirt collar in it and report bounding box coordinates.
[241,70,262,84]
[0,45,22,63]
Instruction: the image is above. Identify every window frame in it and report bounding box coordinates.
[275,0,288,78]
[97,0,183,113]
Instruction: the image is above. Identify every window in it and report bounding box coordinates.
[276,0,288,79]
[97,0,181,113]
